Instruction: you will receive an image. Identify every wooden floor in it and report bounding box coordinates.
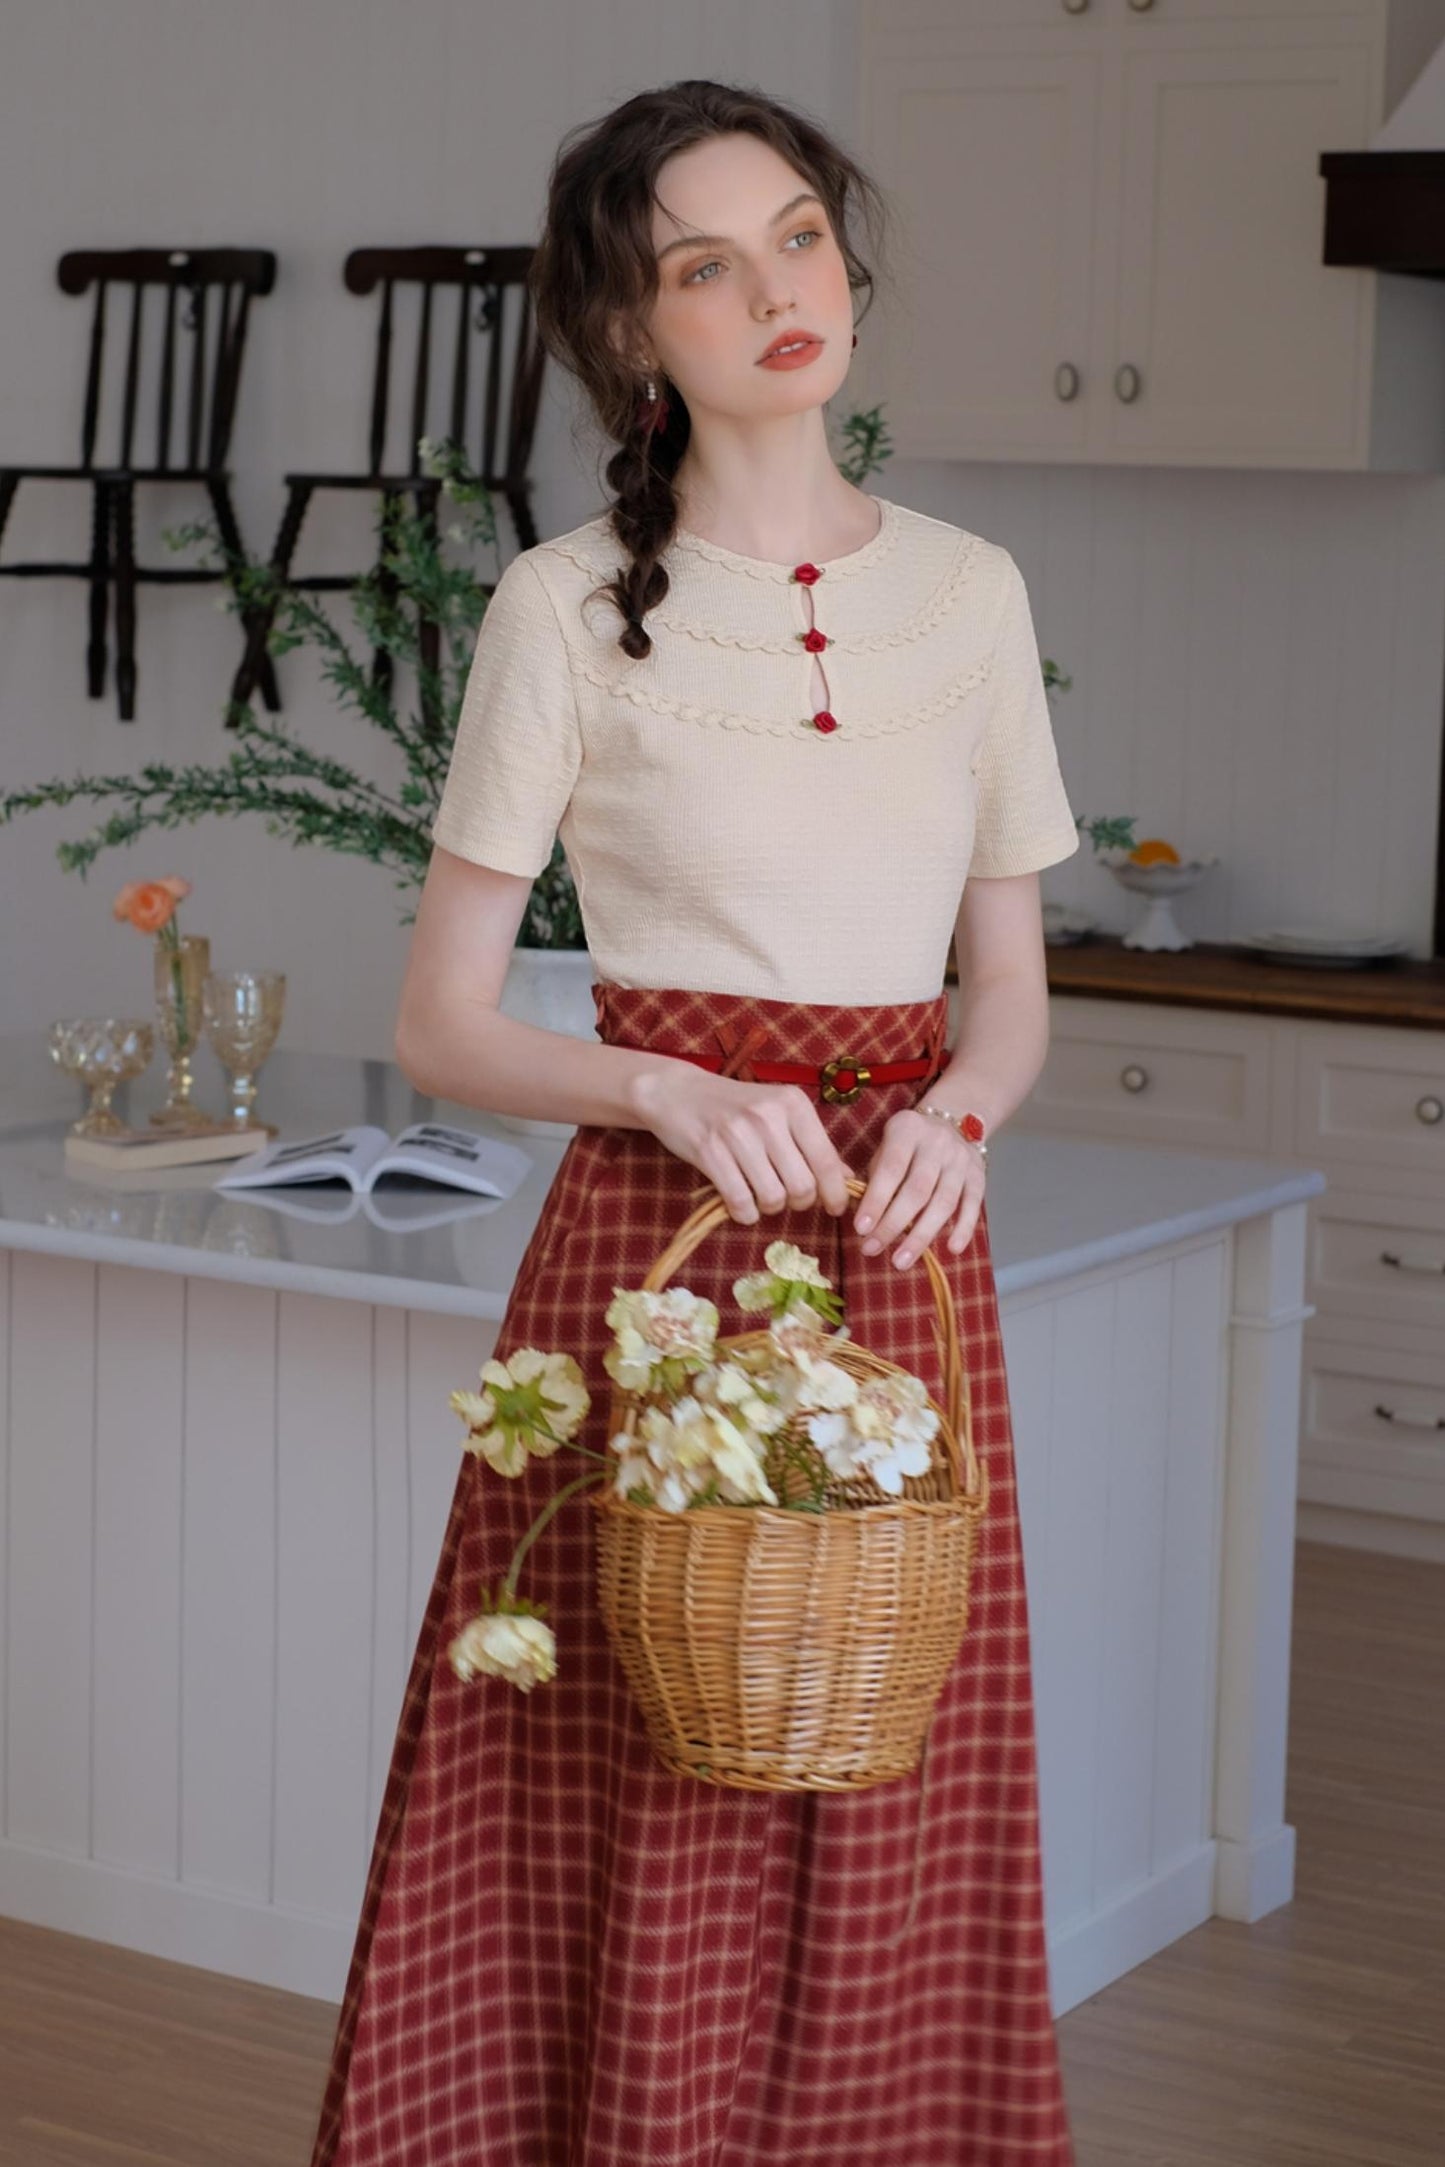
[0,1540,1440,2165]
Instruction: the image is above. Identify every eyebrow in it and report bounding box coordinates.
[655,191,825,265]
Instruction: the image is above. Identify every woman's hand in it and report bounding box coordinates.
[631,1066,853,1223]
[853,1107,986,1269]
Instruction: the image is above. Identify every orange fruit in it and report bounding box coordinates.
[1127,837,1181,867]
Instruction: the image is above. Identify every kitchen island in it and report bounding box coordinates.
[0,1033,1324,2014]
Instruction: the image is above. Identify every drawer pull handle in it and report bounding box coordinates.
[1373,1402,1445,1431]
[1120,1063,1150,1093]
[1415,1095,1444,1126]
[1379,1250,1445,1276]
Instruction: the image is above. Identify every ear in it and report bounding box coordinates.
[603,306,657,379]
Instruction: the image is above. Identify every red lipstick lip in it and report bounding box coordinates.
[757,330,823,362]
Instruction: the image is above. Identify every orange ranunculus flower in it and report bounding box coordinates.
[113,877,187,934]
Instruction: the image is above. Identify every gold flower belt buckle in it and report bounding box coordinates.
[819,1056,872,1105]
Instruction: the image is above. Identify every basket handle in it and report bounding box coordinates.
[638,1174,981,1505]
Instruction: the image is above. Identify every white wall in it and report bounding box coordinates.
[2,0,1443,1071]
[0,0,844,1060]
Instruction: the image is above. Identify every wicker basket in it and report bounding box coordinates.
[589,1175,989,1792]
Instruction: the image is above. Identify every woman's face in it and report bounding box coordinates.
[640,132,855,423]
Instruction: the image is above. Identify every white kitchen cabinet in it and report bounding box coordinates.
[855,0,1445,468]
[1008,986,1445,1547]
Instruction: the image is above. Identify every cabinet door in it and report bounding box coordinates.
[1104,38,1376,460]
[857,42,1107,459]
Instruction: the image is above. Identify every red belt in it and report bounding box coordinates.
[663,1050,938,1105]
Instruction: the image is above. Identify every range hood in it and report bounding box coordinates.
[1321,39,1445,273]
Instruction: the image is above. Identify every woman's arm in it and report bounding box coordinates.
[927,867,1053,1136]
[848,869,1053,1268]
[394,844,669,1128]
[393,844,853,1220]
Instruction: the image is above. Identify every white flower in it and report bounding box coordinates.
[609,1393,778,1511]
[733,1240,830,1307]
[448,1611,557,1691]
[805,1372,940,1496]
[697,1357,788,1435]
[603,1286,720,1393]
[448,1346,589,1478]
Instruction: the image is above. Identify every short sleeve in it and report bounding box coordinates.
[968,551,1081,879]
[427,551,582,878]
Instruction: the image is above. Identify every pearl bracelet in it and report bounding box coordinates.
[918,1101,988,1158]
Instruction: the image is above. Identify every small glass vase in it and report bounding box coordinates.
[150,931,219,1130]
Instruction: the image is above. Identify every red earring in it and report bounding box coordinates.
[851,332,858,348]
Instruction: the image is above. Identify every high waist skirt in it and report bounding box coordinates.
[311,982,1074,2167]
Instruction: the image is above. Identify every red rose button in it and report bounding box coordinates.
[812,709,838,734]
[792,562,823,586]
[801,628,829,653]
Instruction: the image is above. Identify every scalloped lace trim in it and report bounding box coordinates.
[570,647,994,740]
[648,530,983,652]
[543,525,983,655]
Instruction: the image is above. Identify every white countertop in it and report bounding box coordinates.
[0,1032,1326,1317]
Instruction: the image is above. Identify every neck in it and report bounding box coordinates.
[672,409,876,562]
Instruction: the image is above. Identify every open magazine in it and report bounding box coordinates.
[215,1120,532,1209]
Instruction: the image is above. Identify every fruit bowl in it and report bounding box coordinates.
[1100,851,1220,951]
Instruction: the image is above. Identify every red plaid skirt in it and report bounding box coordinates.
[311,983,1074,2167]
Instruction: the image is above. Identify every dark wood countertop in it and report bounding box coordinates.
[954,934,1445,1030]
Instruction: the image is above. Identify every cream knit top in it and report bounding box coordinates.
[428,494,1080,1005]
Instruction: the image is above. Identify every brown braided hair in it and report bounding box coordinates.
[527,79,889,660]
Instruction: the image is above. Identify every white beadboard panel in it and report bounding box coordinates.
[5,1251,96,1855]
[1091,1262,1174,1905]
[92,1263,185,1877]
[179,1276,279,1902]
[1024,1278,1114,1942]
[1007,1231,1230,1950]
[1150,1237,1228,1877]
[369,1305,413,1836]
[272,1293,377,1920]
[888,459,1445,958]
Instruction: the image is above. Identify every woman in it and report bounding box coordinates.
[311,78,1081,2167]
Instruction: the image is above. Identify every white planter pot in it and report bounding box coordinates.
[493,946,600,1137]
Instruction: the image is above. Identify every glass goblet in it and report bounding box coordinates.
[48,1016,155,1137]
[201,970,286,1135]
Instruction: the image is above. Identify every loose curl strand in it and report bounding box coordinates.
[526,78,890,660]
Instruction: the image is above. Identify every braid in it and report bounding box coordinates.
[526,81,891,660]
[595,378,688,660]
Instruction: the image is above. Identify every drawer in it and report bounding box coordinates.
[1304,1188,1445,1353]
[1298,1337,1445,1526]
[1294,1026,1445,1187]
[1015,998,1274,1152]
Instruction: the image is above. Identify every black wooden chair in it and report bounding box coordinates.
[227,245,547,736]
[0,247,279,721]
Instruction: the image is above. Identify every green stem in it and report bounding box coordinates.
[502,1469,609,1598]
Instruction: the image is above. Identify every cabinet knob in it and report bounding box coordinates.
[1127,0,1157,11]
[1061,0,1091,13]
[1120,1063,1149,1093]
[1054,361,1081,402]
[1415,1094,1444,1125]
[1114,362,1143,403]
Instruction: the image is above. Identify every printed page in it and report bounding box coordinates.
[214,1124,393,1191]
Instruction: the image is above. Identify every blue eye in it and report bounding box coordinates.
[682,229,825,286]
